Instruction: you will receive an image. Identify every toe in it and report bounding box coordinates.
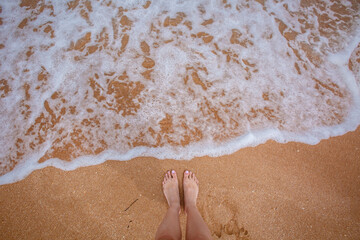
[171,170,176,178]
[165,171,170,180]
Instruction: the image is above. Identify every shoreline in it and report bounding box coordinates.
[0,127,359,239]
[2,122,359,186]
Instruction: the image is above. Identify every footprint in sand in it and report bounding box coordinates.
[214,218,250,240]
[199,191,251,239]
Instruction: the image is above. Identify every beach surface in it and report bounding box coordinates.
[1,127,359,240]
[1,1,360,239]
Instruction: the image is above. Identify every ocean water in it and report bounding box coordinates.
[0,0,359,185]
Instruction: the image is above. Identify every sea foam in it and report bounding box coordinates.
[0,0,359,185]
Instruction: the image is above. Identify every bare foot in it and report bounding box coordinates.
[183,170,199,213]
[162,170,180,210]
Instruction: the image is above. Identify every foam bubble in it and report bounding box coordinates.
[0,0,359,185]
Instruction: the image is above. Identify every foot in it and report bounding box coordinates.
[183,170,199,213]
[162,170,180,210]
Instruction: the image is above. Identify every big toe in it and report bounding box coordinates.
[171,170,177,179]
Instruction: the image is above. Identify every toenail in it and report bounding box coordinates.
[185,170,189,174]
[171,170,175,174]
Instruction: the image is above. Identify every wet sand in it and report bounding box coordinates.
[0,127,359,240]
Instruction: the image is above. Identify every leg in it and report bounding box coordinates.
[155,170,182,240]
[184,170,212,240]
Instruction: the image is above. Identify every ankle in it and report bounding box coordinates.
[185,204,197,213]
[169,204,181,212]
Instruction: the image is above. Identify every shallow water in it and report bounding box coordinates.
[0,0,359,184]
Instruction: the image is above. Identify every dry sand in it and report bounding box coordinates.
[0,127,359,240]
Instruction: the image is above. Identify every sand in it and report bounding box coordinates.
[0,1,359,239]
[0,127,359,240]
